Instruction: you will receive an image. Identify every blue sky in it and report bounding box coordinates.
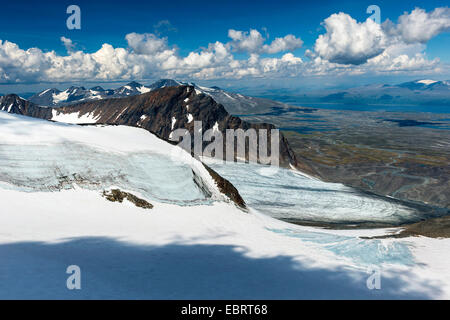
[0,0,449,93]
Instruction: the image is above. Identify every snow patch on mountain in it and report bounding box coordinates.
[39,88,51,96]
[171,116,177,130]
[52,90,70,104]
[51,110,99,124]
[137,86,151,94]
[417,80,438,85]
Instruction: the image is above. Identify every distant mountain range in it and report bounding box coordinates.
[10,78,446,114]
[397,79,450,90]
[258,79,450,108]
[2,78,448,120]
[322,80,450,104]
[15,79,289,115]
[28,81,153,107]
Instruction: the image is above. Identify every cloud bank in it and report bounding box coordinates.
[0,7,448,84]
[313,7,450,66]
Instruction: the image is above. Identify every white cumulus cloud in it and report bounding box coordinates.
[228,29,303,54]
[60,37,75,53]
[314,13,387,65]
[389,7,450,43]
[228,29,266,53]
[126,32,170,55]
[314,7,450,66]
[0,8,448,85]
[263,35,304,54]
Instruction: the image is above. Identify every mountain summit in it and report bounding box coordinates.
[1,86,312,173]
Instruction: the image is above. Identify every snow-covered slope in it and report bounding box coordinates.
[1,111,450,299]
[5,186,450,300]
[0,112,225,204]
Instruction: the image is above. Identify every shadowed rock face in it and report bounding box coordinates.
[2,86,313,173]
[0,94,52,119]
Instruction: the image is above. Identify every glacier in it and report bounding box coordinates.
[1,111,450,299]
[0,144,210,205]
[0,112,224,205]
[205,160,435,225]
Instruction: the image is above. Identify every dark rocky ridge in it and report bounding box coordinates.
[2,86,313,174]
[0,94,52,119]
[203,164,246,209]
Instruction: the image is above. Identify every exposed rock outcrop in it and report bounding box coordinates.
[102,189,153,210]
[203,165,246,209]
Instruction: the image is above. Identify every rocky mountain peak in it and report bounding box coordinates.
[2,86,311,172]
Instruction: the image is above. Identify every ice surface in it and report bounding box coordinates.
[0,112,222,205]
[268,228,414,266]
[206,160,430,225]
[0,144,209,205]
